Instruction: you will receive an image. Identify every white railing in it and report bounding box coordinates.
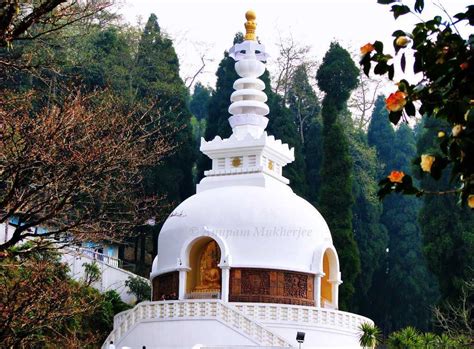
[102,300,292,349]
[233,303,373,332]
[65,246,122,268]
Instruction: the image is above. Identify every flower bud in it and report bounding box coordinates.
[388,170,405,183]
[420,154,435,173]
[452,124,463,137]
[386,91,407,112]
[395,36,410,47]
[360,43,375,55]
[468,195,474,209]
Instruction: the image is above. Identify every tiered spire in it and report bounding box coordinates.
[198,11,294,192]
[228,11,270,139]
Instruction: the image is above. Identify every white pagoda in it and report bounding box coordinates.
[103,10,372,349]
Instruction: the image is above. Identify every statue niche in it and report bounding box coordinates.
[194,240,221,291]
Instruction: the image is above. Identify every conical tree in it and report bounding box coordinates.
[367,96,396,171]
[190,82,212,121]
[316,42,360,308]
[131,14,195,273]
[304,117,324,206]
[367,101,438,333]
[133,13,194,203]
[287,63,321,144]
[349,125,388,313]
[266,83,308,197]
[416,117,474,304]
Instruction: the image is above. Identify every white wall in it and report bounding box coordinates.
[118,319,257,348]
[62,251,149,304]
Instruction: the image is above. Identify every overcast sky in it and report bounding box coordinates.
[117,0,472,91]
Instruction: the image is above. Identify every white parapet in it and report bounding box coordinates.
[103,300,371,348]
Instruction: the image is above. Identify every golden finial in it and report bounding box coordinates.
[244,10,257,41]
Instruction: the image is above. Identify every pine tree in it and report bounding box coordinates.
[190,82,212,121]
[316,42,360,308]
[266,84,308,197]
[349,125,388,313]
[133,14,194,203]
[417,117,474,304]
[287,64,320,144]
[367,100,438,333]
[367,96,396,170]
[69,27,134,96]
[131,14,195,274]
[304,117,323,206]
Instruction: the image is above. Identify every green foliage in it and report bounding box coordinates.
[304,116,324,206]
[417,117,474,303]
[288,63,321,143]
[387,326,422,349]
[362,1,474,205]
[92,290,132,335]
[83,261,101,286]
[125,275,151,303]
[368,96,396,171]
[134,14,195,204]
[316,42,360,308]
[265,80,308,197]
[317,42,359,101]
[0,252,128,347]
[359,322,382,349]
[386,327,470,349]
[367,103,438,333]
[103,290,132,315]
[190,82,212,121]
[350,125,388,312]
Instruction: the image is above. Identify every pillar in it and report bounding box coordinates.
[329,273,342,310]
[220,266,231,302]
[177,268,189,300]
[314,272,324,307]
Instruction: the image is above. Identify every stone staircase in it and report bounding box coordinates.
[102,300,292,348]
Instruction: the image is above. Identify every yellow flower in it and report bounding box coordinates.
[468,195,474,209]
[395,36,410,47]
[360,43,375,55]
[386,91,407,112]
[420,154,436,173]
[452,124,463,137]
[438,131,446,138]
[388,170,405,183]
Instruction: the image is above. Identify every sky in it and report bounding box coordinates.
[117,0,472,91]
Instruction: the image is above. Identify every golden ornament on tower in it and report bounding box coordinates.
[244,10,257,41]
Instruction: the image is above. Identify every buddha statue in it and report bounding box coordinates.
[194,240,221,291]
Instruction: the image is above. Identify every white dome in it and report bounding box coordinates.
[152,185,333,277]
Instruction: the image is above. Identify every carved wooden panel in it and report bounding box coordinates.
[284,272,308,298]
[241,269,270,295]
[152,271,179,301]
[229,268,314,306]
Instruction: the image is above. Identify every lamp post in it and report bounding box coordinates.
[296,331,305,349]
